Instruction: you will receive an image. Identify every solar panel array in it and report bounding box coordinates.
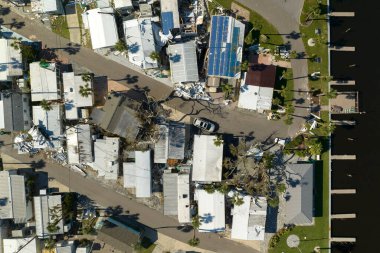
[208,16,242,78]
[161,11,174,35]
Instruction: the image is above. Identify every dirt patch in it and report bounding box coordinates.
[231,2,250,21]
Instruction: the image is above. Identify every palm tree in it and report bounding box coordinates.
[272,97,281,106]
[325,88,338,99]
[241,60,249,71]
[188,215,201,246]
[309,141,322,156]
[284,115,293,125]
[275,85,287,98]
[81,72,92,83]
[220,83,233,99]
[232,195,245,206]
[114,40,128,52]
[79,84,92,98]
[213,135,224,147]
[149,51,160,61]
[40,99,52,111]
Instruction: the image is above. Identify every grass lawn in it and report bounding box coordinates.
[211,0,284,50]
[300,0,329,105]
[51,15,70,40]
[269,111,330,253]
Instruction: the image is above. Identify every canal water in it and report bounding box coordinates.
[330,1,380,252]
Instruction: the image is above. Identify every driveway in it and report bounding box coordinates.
[1,7,290,141]
[0,135,258,253]
[236,0,310,137]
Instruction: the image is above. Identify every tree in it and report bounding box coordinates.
[272,97,281,106]
[213,135,224,147]
[325,88,338,99]
[79,84,92,98]
[241,60,249,71]
[309,140,322,155]
[268,196,279,208]
[114,40,128,52]
[40,99,52,111]
[189,215,201,246]
[284,115,293,125]
[149,51,160,61]
[220,83,233,99]
[44,237,56,250]
[259,34,268,43]
[81,72,92,83]
[20,44,37,63]
[232,195,245,206]
[275,85,287,99]
[47,222,60,233]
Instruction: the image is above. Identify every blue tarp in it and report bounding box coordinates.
[161,11,174,35]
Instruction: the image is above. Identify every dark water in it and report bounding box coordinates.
[330,1,380,253]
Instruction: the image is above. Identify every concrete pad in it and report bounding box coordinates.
[231,2,250,21]
[65,4,81,44]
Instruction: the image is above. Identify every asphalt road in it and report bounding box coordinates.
[0,135,257,253]
[0,6,292,141]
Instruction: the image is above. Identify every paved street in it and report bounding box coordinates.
[0,135,257,253]
[0,7,293,141]
[236,0,311,137]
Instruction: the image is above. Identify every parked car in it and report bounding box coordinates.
[193,118,216,132]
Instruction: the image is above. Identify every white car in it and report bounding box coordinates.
[193,118,216,132]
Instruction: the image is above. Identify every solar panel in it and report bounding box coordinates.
[161,11,174,34]
[207,16,243,78]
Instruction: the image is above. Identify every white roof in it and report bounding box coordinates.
[56,241,75,253]
[195,189,225,232]
[168,41,199,83]
[114,0,133,9]
[192,135,223,182]
[238,73,274,112]
[88,137,119,180]
[63,72,94,120]
[0,171,30,223]
[3,237,37,253]
[123,18,158,69]
[66,124,92,165]
[161,0,180,29]
[86,8,118,49]
[123,151,151,198]
[0,38,23,81]
[30,62,59,102]
[31,0,61,13]
[32,105,63,138]
[231,196,267,241]
[154,124,169,163]
[177,174,191,223]
[34,194,64,238]
[0,100,4,129]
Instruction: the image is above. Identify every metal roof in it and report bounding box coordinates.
[231,196,267,240]
[0,92,32,131]
[163,173,178,215]
[0,38,23,81]
[30,62,59,102]
[168,122,185,160]
[98,219,140,253]
[192,135,223,182]
[123,18,158,69]
[177,174,190,223]
[85,8,118,49]
[123,151,152,198]
[207,16,245,79]
[88,137,119,180]
[34,194,64,238]
[66,124,93,165]
[32,105,63,138]
[238,73,274,112]
[285,163,314,225]
[3,237,38,253]
[168,41,199,83]
[195,189,225,232]
[114,0,133,9]
[160,0,179,34]
[0,171,30,223]
[63,72,94,120]
[154,124,169,163]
